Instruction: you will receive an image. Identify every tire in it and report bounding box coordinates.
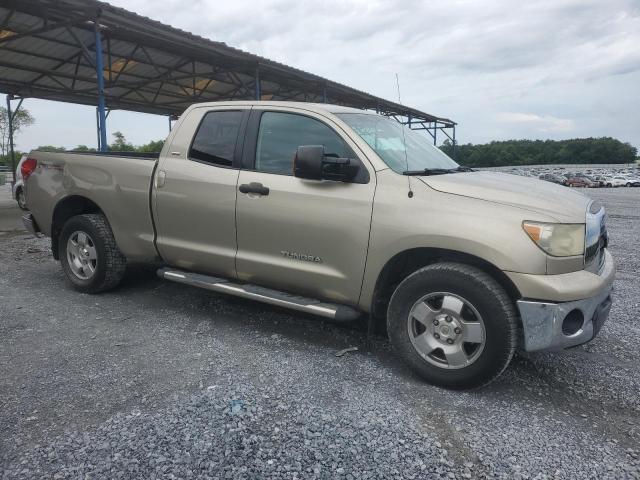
[59,214,126,293]
[16,188,27,210]
[626,183,631,187]
[387,262,518,390]
[606,183,612,188]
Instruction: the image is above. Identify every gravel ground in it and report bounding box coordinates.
[1,186,639,479]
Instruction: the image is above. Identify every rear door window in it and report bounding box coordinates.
[189,110,243,167]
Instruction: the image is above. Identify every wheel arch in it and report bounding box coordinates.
[370,247,522,322]
[51,195,107,260]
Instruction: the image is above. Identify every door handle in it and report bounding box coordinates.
[239,182,269,196]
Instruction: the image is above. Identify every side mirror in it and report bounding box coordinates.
[294,145,363,183]
[293,145,324,180]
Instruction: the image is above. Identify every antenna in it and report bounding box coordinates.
[395,73,413,198]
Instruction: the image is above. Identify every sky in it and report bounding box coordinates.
[6,0,640,152]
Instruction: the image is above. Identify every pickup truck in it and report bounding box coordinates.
[21,101,615,389]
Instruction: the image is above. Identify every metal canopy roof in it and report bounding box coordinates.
[0,0,455,131]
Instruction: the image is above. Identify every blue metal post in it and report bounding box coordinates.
[255,65,261,100]
[94,21,108,151]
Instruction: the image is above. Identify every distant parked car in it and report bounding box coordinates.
[538,173,565,185]
[565,175,594,188]
[592,175,607,187]
[624,175,640,187]
[604,176,628,187]
[11,155,29,210]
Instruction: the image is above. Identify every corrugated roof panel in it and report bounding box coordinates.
[0,0,455,125]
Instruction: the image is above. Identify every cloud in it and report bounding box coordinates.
[496,113,575,133]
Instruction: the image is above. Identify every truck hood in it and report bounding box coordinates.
[419,171,590,222]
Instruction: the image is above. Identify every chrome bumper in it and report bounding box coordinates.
[517,285,613,352]
[22,213,40,236]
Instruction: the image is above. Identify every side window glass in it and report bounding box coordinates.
[255,112,353,175]
[189,110,243,167]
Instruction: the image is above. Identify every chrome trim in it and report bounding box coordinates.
[517,285,613,352]
[158,268,360,321]
[584,202,606,273]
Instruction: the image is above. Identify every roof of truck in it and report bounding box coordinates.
[186,101,374,115]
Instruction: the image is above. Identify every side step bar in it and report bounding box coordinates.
[157,268,361,321]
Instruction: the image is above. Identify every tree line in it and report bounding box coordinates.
[440,137,638,167]
[32,131,164,154]
[0,131,165,165]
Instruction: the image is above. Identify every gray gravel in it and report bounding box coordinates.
[1,187,639,479]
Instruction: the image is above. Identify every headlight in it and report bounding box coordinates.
[522,221,585,257]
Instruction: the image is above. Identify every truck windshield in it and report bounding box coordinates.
[336,113,459,174]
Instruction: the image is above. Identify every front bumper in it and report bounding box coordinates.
[517,285,613,351]
[514,248,615,352]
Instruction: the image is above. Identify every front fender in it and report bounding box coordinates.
[358,170,553,311]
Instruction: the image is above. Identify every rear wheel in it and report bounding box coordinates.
[59,214,126,293]
[387,262,518,389]
[16,188,27,210]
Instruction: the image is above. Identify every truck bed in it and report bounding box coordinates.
[25,150,160,262]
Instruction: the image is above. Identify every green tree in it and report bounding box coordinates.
[0,106,35,157]
[136,139,164,153]
[36,145,66,152]
[73,145,95,152]
[109,131,135,151]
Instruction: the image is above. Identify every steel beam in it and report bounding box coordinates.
[255,65,261,100]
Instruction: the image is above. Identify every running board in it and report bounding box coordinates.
[157,268,360,321]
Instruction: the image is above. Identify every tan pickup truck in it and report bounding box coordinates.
[21,101,615,389]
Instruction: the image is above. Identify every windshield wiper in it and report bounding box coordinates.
[402,166,474,176]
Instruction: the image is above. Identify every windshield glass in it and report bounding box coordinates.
[336,113,458,173]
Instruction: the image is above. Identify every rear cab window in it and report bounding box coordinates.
[189,110,244,167]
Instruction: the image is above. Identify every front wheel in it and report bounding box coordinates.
[59,214,126,293]
[387,263,518,389]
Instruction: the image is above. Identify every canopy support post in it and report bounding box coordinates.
[452,125,456,160]
[94,20,108,151]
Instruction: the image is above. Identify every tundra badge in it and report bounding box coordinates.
[280,251,323,263]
